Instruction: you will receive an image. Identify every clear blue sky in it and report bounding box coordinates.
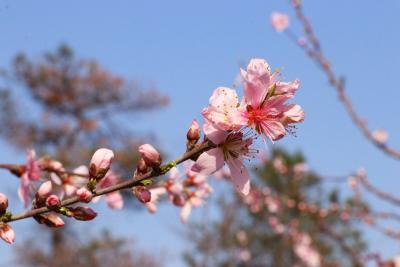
[1,0,400,265]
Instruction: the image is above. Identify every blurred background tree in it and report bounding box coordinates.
[184,149,367,267]
[0,44,169,175]
[15,229,163,267]
[0,44,169,266]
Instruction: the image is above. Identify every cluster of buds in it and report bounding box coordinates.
[145,163,212,223]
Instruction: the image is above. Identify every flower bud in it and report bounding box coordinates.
[138,144,161,168]
[37,181,52,199]
[89,148,114,180]
[0,223,15,244]
[45,195,61,209]
[135,158,149,176]
[0,193,8,215]
[76,187,93,203]
[133,186,151,203]
[34,213,65,228]
[69,206,97,221]
[187,119,200,142]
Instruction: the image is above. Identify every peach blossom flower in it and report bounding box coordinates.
[271,12,289,32]
[192,120,255,195]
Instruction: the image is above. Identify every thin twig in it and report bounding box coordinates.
[2,141,213,223]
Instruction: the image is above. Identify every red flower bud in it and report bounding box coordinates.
[45,195,61,209]
[187,119,200,141]
[69,206,97,221]
[133,186,151,203]
[76,187,93,203]
[138,144,161,167]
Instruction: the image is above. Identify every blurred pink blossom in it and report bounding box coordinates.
[270,12,289,32]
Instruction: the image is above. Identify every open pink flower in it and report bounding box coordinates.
[202,87,247,132]
[270,12,289,32]
[192,120,255,195]
[240,59,304,141]
[145,187,167,213]
[95,171,123,209]
[18,150,41,207]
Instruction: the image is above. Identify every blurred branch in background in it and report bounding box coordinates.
[185,149,366,267]
[285,1,400,160]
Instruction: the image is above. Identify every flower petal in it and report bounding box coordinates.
[191,148,224,175]
[227,158,250,195]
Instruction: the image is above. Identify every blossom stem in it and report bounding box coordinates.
[2,141,214,223]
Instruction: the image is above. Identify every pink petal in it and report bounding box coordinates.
[191,148,224,175]
[283,104,304,124]
[203,119,229,145]
[227,158,250,195]
[106,192,123,209]
[180,202,192,223]
[260,120,286,141]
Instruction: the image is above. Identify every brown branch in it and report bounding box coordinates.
[2,141,214,223]
[358,175,400,206]
[288,2,400,160]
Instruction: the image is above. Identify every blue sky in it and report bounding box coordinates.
[1,0,400,266]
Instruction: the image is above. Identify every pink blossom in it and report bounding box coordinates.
[192,120,254,195]
[138,144,162,167]
[145,187,167,213]
[270,12,289,32]
[240,59,304,141]
[294,233,321,267]
[95,171,124,209]
[0,224,15,244]
[372,128,388,143]
[18,150,41,207]
[51,165,87,198]
[202,87,247,132]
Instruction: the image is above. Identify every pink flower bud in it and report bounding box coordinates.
[69,206,97,221]
[133,186,151,203]
[46,195,61,209]
[37,181,52,198]
[0,223,15,244]
[0,193,8,214]
[187,119,200,142]
[89,148,114,180]
[138,144,161,167]
[35,213,65,228]
[135,158,149,175]
[76,188,93,203]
